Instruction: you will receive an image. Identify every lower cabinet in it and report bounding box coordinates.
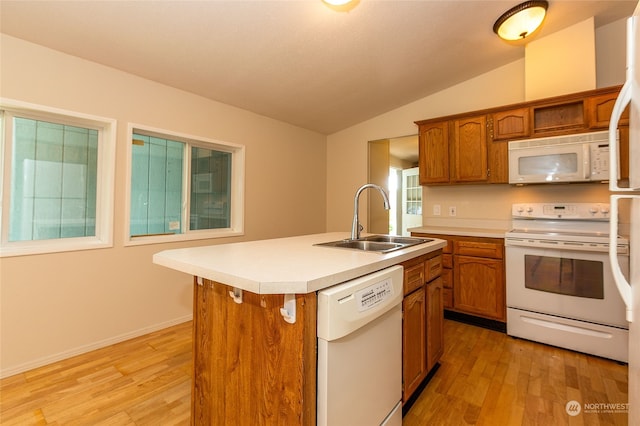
[412,233,506,323]
[401,250,444,403]
[403,286,427,400]
[426,277,444,372]
[454,255,504,320]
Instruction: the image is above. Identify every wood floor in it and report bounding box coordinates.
[404,320,628,426]
[0,319,628,425]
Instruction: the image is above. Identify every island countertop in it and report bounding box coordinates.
[153,232,446,294]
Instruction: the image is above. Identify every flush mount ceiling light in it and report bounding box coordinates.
[322,0,358,12]
[323,0,352,5]
[493,1,549,41]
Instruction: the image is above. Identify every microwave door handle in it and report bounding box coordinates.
[583,144,590,180]
[609,194,633,322]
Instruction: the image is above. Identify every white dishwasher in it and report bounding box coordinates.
[317,265,404,426]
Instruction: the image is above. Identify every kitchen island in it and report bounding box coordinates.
[153,232,446,425]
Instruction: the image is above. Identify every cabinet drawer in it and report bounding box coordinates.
[443,288,453,309]
[442,254,453,269]
[455,240,503,259]
[426,255,442,282]
[404,262,425,295]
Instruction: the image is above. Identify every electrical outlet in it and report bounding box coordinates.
[433,204,441,216]
[449,206,457,217]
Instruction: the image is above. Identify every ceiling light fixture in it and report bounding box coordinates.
[323,0,352,5]
[493,1,549,41]
[321,0,358,12]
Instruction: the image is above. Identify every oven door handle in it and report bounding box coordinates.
[609,194,634,322]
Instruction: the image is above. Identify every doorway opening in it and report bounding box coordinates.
[368,135,421,236]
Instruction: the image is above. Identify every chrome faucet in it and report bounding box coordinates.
[351,184,391,240]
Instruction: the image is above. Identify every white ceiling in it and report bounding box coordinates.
[0,0,636,134]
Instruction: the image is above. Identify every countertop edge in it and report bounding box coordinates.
[409,226,509,239]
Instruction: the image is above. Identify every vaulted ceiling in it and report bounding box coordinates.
[1,1,636,134]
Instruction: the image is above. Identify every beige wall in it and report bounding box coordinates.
[326,59,526,232]
[327,18,628,233]
[525,18,596,100]
[0,35,327,377]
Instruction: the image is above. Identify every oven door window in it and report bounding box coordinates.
[524,255,604,299]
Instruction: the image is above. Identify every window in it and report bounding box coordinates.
[0,100,116,257]
[126,125,244,244]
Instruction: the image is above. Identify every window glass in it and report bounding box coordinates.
[128,128,243,244]
[524,254,604,299]
[9,117,99,241]
[130,134,184,236]
[190,146,231,230]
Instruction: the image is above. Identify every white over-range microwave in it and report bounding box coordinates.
[508,130,616,184]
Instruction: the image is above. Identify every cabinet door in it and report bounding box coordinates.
[426,278,444,372]
[452,116,488,182]
[588,92,629,128]
[402,287,427,401]
[453,255,505,321]
[491,108,530,141]
[418,121,450,184]
[441,268,453,309]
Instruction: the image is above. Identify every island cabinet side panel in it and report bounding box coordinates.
[192,279,317,426]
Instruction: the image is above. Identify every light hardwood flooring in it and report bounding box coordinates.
[0,319,628,425]
[0,321,192,425]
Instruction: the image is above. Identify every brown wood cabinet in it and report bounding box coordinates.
[418,121,449,184]
[411,233,506,323]
[401,250,444,403]
[454,254,504,320]
[426,276,444,372]
[452,116,488,182]
[402,284,426,400]
[417,116,490,185]
[491,107,530,141]
[415,85,629,185]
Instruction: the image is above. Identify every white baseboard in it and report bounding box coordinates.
[0,314,193,379]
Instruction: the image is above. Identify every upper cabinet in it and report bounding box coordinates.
[491,107,530,141]
[452,116,488,182]
[416,85,629,186]
[418,116,490,184]
[587,91,630,128]
[418,121,449,184]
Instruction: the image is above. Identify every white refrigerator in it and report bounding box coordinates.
[609,2,640,423]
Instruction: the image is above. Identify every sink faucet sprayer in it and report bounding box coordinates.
[351,184,390,240]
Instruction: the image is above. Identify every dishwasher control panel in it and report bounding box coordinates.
[356,278,394,312]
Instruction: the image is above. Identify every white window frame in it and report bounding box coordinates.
[124,123,245,246]
[0,99,116,257]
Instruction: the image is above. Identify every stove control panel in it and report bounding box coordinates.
[512,203,610,220]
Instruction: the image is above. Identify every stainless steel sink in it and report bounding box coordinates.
[315,235,433,253]
[359,235,432,245]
